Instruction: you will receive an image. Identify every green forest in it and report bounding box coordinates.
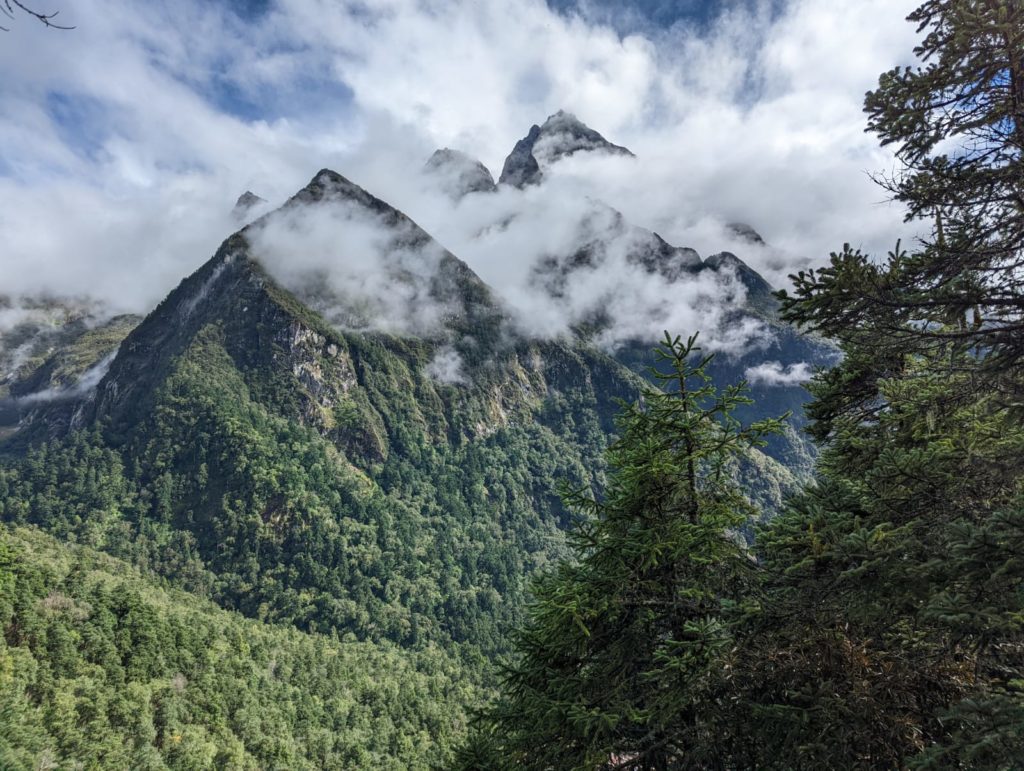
[460,2,1024,767]
[1,1,1023,768]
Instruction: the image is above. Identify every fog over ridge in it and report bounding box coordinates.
[1,0,922,343]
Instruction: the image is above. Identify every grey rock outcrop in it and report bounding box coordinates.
[424,148,497,198]
[498,110,634,188]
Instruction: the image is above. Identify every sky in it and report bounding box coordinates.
[0,0,922,321]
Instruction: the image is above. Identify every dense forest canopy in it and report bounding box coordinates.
[465,1,1024,767]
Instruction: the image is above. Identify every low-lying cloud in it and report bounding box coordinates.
[426,346,470,385]
[0,0,923,342]
[429,181,767,352]
[241,167,772,355]
[744,360,813,386]
[14,350,118,405]
[248,190,458,338]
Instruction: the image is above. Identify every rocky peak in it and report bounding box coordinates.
[424,148,497,198]
[232,191,266,221]
[727,222,766,246]
[498,110,634,188]
[704,251,777,314]
[499,124,544,188]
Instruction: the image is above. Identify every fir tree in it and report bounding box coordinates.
[465,333,784,770]
[782,0,1024,374]
[754,2,1024,764]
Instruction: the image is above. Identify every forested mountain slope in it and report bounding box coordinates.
[0,167,805,766]
[0,524,471,769]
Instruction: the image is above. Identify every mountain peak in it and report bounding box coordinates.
[232,190,266,220]
[704,251,777,314]
[424,148,497,198]
[498,110,634,188]
[727,222,766,246]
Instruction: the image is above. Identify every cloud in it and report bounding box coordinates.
[413,178,769,352]
[247,189,457,338]
[426,346,469,385]
[0,298,114,384]
[0,0,923,332]
[15,350,118,405]
[744,360,813,386]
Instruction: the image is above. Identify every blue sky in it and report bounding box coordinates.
[548,0,783,32]
[0,0,921,314]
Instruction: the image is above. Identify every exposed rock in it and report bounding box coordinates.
[233,191,267,221]
[424,148,497,198]
[727,222,766,246]
[498,110,634,188]
[499,125,544,187]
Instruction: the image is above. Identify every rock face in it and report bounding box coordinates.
[424,148,497,198]
[499,124,545,187]
[727,222,767,246]
[232,190,267,220]
[498,110,634,187]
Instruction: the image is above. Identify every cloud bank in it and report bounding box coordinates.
[1,0,922,329]
[248,172,769,354]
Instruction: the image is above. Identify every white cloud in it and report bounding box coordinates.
[16,350,118,404]
[0,0,923,330]
[247,185,457,338]
[426,346,469,385]
[744,360,813,386]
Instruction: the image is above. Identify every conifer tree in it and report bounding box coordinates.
[463,333,784,770]
[754,2,1024,764]
[783,0,1024,374]
[725,331,1024,767]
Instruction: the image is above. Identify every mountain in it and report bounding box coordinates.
[499,109,634,187]
[0,120,825,765]
[424,148,497,198]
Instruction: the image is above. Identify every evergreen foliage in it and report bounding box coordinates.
[749,1,1024,764]
[724,341,1024,767]
[786,0,1024,371]
[0,525,474,769]
[462,333,784,769]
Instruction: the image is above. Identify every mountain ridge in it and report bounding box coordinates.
[499,110,634,187]
[0,152,815,767]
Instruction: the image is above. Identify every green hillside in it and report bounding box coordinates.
[0,524,475,769]
[0,171,803,765]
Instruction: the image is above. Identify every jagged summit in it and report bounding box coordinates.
[424,148,497,198]
[232,190,266,220]
[727,222,766,246]
[499,110,634,188]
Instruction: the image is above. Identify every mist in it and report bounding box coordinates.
[247,191,456,339]
[0,0,922,343]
